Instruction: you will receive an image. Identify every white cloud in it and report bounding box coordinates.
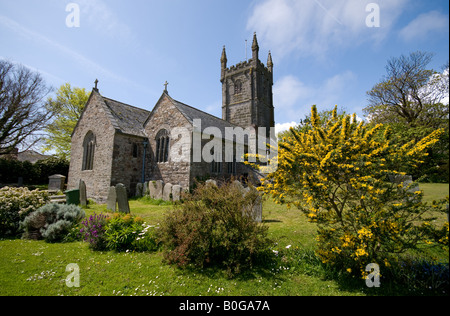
[75,0,135,43]
[0,15,142,89]
[399,11,449,42]
[275,121,298,135]
[247,0,409,59]
[273,71,358,123]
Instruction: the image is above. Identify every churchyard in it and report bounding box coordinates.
[0,182,448,296]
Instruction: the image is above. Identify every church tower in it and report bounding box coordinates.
[221,33,275,133]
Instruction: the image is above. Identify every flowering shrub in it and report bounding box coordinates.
[80,212,159,252]
[80,213,108,250]
[260,105,448,277]
[21,203,85,242]
[0,186,49,237]
[104,213,159,252]
[159,181,272,277]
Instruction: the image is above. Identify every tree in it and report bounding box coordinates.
[0,60,53,156]
[43,83,89,160]
[365,52,449,182]
[365,51,448,128]
[260,105,448,276]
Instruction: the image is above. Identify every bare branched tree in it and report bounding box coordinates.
[365,51,449,129]
[0,60,53,156]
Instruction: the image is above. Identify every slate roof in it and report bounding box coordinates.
[97,91,245,143]
[102,97,151,137]
[167,94,239,136]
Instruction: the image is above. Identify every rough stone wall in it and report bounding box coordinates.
[110,133,146,196]
[222,59,274,131]
[144,94,192,190]
[67,90,116,202]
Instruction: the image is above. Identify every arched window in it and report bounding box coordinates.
[234,80,242,94]
[82,131,95,171]
[155,129,170,163]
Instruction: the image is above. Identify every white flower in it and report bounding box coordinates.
[286,245,292,249]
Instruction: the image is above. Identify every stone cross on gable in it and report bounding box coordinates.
[164,81,169,92]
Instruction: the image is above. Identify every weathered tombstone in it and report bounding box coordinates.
[116,183,130,214]
[149,181,157,199]
[205,179,217,187]
[163,183,173,201]
[79,180,87,207]
[135,183,143,197]
[48,174,66,192]
[106,186,117,212]
[243,187,263,223]
[232,180,244,191]
[172,185,182,202]
[155,180,164,200]
[252,195,263,223]
[143,181,149,196]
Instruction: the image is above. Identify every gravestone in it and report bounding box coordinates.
[172,185,182,202]
[155,180,164,200]
[79,180,87,207]
[135,183,143,197]
[205,179,217,187]
[163,183,173,201]
[116,183,130,214]
[143,181,149,196]
[148,181,157,199]
[243,187,262,223]
[48,174,66,192]
[106,186,117,212]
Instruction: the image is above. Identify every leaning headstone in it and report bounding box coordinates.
[48,174,66,192]
[135,183,143,197]
[106,186,117,212]
[163,183,173,201]
[148,181,157,199]
[172,185,182,202]
[116,183,130,214]
[155,180,164,200]
[79,180,87,207]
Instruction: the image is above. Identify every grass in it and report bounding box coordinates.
[0,183,448,296]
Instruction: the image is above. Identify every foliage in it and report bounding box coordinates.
[104,213,159,252]
[260,105,449,277]
[0,60,53,155]
[364,52,449,182]
[0,156,69,185]
[21,203,85,243]
[80,213,108,251]
[79,212,159,252]
[159,181,272,277]
[43,83,89,160]
[0,186,49,237]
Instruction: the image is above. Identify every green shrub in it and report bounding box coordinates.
[104,213,159,252]
[159,181,272,277]
[0,187,49,237]
[21,203,85,242]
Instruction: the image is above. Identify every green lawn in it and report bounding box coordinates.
[0,183,448,296]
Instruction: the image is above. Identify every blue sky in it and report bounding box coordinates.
[1,0,449,137]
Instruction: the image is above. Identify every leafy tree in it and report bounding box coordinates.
[43,83,89,160]
[0,60,52,155]
[365,52,449,182]
[260,105,448,276]
[365,51,448,128]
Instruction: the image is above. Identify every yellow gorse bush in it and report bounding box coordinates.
[260,105,448,276]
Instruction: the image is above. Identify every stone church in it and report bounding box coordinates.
[67,34,275,202]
